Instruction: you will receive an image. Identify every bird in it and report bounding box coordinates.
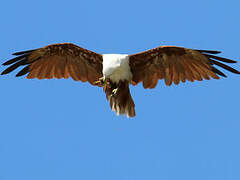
[1,43,240,117]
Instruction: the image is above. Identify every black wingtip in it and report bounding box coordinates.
[211,59,240,75]
[211,67,227,78]
[1,60,28,76]
[204,54,237,64]
[12,49,35,56]
[196,49,222,54]
[15,66,29,77]
[2,62,9,66]
[2,54,28,66]
[1,69,8,75]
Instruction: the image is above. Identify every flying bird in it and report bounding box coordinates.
[1,43,240,117]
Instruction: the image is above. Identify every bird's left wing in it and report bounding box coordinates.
[1,43,103,86]
[129,46,240,88]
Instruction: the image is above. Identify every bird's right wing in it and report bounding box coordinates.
[1,43,103,86]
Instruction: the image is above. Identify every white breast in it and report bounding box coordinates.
[102,54,132,83]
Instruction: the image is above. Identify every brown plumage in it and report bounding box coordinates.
[129,46,240,88]
[2,43,103,85]
[1,43,240,117]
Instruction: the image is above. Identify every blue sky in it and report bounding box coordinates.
[0,0,240,179]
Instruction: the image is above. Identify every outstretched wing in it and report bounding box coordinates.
[129,46,240,88]
[1,43,103,86]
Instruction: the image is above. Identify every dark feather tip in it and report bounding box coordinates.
[16,66,29,77]
[211,67,227,78]
[1,60,28,75]
[1,70,7,75]
[205,54,237,63]
[2,55,27,66]
[211,59,240,74]
[12,49,35,56]
[197,49,222,54]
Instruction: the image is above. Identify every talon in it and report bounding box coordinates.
[94,80,102,85]
[111,88,118,97]
[94,77,105,86]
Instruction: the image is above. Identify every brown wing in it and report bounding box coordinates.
[1,43,103,86]
[129,46,240,88]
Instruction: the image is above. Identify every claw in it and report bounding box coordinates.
[111,88,118,97]
[94,77,105,86]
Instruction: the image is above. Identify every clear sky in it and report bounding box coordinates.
[0,0,240,180]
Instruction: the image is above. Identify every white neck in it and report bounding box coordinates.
[102,54,132,83]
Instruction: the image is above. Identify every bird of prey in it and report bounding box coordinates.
[1,43,240,117]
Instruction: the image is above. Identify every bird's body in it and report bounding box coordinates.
[1,43,240,117]
[102,54,134,117]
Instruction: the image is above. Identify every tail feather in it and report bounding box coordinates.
[104,80,136,118]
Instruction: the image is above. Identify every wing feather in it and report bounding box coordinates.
[143,71,151,88]
[211,66,227,77]
[2,43,103,86]
[16,66,29,77]
[64,59,71,79]
[163,54,173,86]
[180,59,195,82]
[129,46,239,88]
[176,60,186,82]
[150,73,159,88]
[75,58,88,82]
[210,59,240,74]
[191,62,209,80]
[187,61,202,81]
[68,63,79,81]
[43,57,57,79]
[172,63,180,85]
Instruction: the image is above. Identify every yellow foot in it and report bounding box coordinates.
[94,77,105,87]
[111,88,118,97]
